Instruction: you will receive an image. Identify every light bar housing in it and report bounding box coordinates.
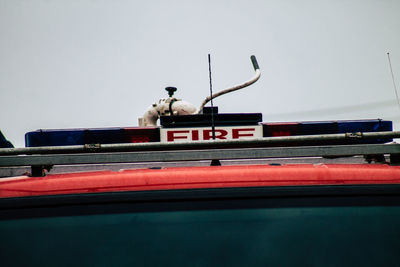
[24,119,392,147]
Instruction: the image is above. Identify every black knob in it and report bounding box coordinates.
[165,87,177,97]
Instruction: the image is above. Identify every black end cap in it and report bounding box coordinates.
[165,87,177,97]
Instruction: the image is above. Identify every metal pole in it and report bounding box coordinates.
[0,131,399,156]
[1,143,400,167]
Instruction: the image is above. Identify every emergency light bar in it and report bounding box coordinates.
[25,118,393,147]
[25,127,160,147]
[262,119,392,143]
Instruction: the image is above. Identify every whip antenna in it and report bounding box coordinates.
[387,52,400,111]
[208,54,216,140]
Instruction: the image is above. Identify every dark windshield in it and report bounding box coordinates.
[1,190,400,267]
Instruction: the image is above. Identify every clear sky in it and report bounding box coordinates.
[1,0,400,147]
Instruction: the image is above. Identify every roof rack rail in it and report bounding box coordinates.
[1,131,400,177]
[1,131,399,156]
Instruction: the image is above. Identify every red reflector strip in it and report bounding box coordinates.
[124,127,160,143]
[262,122,300,137]
[130,136,150,143]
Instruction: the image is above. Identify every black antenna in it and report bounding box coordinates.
[208,54,221,166]
[208,54,216,140]
[387,52,400,111]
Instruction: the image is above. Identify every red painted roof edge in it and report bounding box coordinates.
[1,164,400,198]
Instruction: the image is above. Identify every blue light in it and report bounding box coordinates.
[25,127,160,147]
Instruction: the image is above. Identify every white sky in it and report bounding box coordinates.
[1,0,400,147]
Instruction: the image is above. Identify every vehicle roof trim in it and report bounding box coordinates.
[1,164,400,199]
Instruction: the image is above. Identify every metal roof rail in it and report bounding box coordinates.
[1,131,400,177]
[1,131,399,156]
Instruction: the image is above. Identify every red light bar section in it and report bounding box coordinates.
[124,127,160,143]
[262,122,300,137]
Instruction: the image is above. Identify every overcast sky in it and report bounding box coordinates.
[1,0,400,147]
